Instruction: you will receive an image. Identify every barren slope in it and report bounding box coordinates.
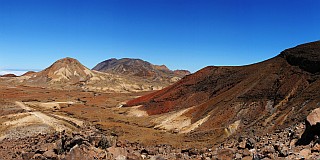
[126,41,320,140]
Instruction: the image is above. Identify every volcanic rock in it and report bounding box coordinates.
[306,108,320,126]
[296,108,320,145]
[43,150,57,159]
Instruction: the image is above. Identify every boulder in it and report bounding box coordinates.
[238,140,246,149]
[307,108,320,126]
[43,150,57,159]
[98,135,110,149]
[299,148,311,159]
[296,108,320,145]
[21,152,35,160]
[312,143,320,152]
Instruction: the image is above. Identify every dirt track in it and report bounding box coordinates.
[0,101,84,140]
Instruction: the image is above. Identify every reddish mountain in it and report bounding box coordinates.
[126,41,320,139]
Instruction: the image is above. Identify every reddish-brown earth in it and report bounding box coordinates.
[126,41,320,140]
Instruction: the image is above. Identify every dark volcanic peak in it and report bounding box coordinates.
[93,58,155,77]
[93,58,190,80]
[279,41,320,73]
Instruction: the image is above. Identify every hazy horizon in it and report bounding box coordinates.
[1,0,319,74]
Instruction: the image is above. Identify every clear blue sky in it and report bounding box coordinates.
[0,0,319,74]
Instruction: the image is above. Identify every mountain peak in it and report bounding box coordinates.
[92,58,190,81]
[54,57,81,65]
[153,65,170,71]
[36,57,94,83]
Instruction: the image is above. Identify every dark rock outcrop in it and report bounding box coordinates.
[279,41,320,73]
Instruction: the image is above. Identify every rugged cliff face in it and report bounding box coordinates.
[280,41,320,73]
[126,41,320,139]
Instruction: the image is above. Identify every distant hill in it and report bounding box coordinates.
[92,58,190,83]
[126,41,320,141]
[21,71,37,76]
[5,57,172,92]
[0,74,18,77]
[33,57,95,83]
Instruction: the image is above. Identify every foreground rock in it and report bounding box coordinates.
[296,108,320,146]
[1,119,320,160]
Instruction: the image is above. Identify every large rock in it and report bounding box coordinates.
[43,150,58,159]
[296,108,320,145]
[307,108,320,126]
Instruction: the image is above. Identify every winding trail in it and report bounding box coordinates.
[0,101,84,140]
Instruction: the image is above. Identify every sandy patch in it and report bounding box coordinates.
[180,114,211,133]
[0,112,30,119]
[153,108,192,131]
[151,106,209,133]
[2,111,70,132]
[53,114,84,127]
[126,105,149,117]
[25,101,74,110]
[15,101,33,111]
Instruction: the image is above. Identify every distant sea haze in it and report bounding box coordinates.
[0,69,39,76]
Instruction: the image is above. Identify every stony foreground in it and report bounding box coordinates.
[0,117,319,160]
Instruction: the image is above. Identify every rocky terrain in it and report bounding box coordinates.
[92,58,190,83]
[0,108,319,159]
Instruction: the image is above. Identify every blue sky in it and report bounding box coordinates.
[0,0,319,75]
